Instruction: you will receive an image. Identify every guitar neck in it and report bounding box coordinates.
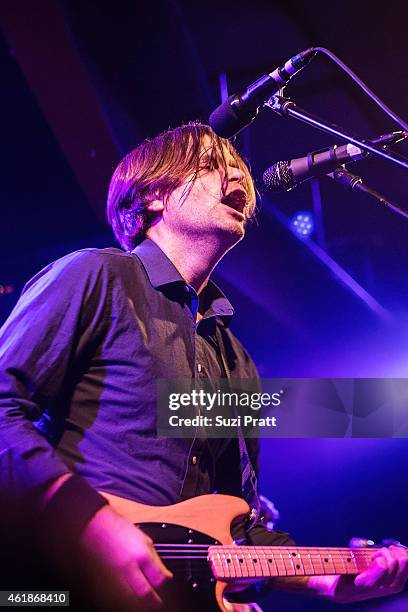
[209,545,374,580]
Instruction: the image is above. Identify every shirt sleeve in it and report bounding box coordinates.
[0,250,110,498]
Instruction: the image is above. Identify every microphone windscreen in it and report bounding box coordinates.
[209,96,241,138]
[263,161,294,192]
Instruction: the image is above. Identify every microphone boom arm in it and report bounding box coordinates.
[329,167,408,220]
[265,95,408,172]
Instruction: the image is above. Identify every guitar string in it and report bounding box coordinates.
[156,560,369,575]
[154,550,373,557]
[154,558,367,577]
[154,542,375,556]
[155,551,373,561]
[153,544,373,570]
[156,560,366,568]
[154,545,374,556]
[155,555,370,569]
[153,549,371,565]
[154,544,375,552]
[154,550,372,563]
[157,555,369,561]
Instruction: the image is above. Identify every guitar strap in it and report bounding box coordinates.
[215,323,260,530]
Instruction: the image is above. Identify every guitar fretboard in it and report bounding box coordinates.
[208,546,374,580]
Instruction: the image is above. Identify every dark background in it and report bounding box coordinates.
[1,2,408,609]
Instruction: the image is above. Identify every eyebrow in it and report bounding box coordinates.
[199,142,240,170]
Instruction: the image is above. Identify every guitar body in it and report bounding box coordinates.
[100,492,252,611]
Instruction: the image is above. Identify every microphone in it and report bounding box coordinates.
[209,48,316,138]
[263,131,408,192]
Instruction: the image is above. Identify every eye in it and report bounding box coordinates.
[200,157,218,171]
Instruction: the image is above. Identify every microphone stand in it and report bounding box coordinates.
[265,95,408,172]
[328,167,408,220]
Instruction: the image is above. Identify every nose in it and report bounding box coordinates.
[228,165,244,184]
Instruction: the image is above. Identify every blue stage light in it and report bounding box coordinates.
[291,211,314,237]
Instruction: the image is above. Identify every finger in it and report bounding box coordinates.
[150,543,174,579]
[370,547,399,586]
[354,555,388,588]
[124,565,163,611]
[139,544,173,588]
[389,546,408,591]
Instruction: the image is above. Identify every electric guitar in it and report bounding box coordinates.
[99,492,377,611]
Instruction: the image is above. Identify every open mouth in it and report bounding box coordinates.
[221,189,247,214]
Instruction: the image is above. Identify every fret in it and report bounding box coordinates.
[222,551,232,579]
[227,551,236,578]
[232,550,247,578]
[322,549,336,574]
[300,550,316,575]
[221,553,231,578]
[354,551,371,573]
[261,548,279,577]
[287,550,306,575]
[309,549,325,575]
[258,551,272,578]
[275,554,291,576]
[210,551,224,579]
[333,553,347,574]
[245,549,256,578]
[344,550,359,574]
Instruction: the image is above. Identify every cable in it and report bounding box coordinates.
[313,47,408,132]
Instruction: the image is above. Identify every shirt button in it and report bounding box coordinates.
[192,456,197,465]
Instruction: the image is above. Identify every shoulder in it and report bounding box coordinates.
[28,247,137,276]
[22,247,146,294]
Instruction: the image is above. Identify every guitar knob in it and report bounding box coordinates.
[349,537,375,548]
[249,508,257,521]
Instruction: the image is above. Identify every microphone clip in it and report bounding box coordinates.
[264,94,295,117]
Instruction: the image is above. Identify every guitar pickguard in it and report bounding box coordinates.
[138,522,220,611]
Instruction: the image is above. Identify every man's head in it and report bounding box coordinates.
[107,122,256,251]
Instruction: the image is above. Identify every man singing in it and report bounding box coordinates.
[0,122,407,611]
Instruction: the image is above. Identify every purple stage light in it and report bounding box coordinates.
[0,285,14,296]
[291,211,314,237]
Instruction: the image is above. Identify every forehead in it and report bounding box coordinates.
[199,134,234,163]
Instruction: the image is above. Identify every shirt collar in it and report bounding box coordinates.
[132,238,183,287]
[132,238,234,327]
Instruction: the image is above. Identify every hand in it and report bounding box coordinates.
[78,505,173,611]
[331,545,408,603]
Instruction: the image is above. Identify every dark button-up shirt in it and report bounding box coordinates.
[0,238,259,506]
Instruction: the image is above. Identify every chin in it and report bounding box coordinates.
[217,221,245,243]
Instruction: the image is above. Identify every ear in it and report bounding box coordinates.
[145,199,164,213]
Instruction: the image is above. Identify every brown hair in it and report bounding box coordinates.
[106,121,257,251]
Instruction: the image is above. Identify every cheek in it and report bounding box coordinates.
[198,175,223,200]
[165,176,223,219]
[165,183,193,212]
